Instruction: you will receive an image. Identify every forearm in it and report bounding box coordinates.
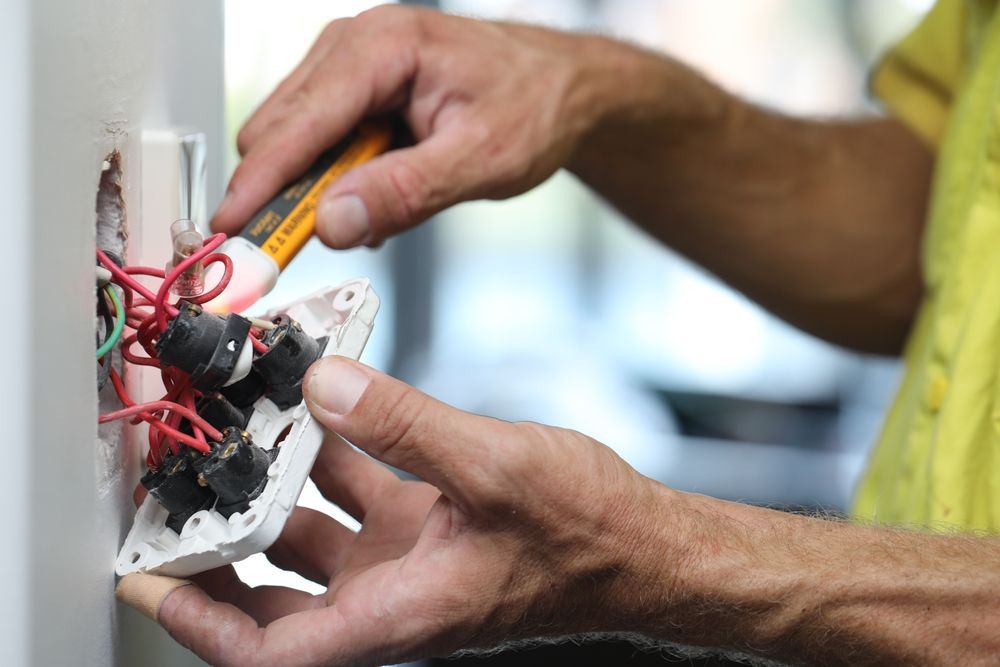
[632,486,1000,665]
[567,39,934,353]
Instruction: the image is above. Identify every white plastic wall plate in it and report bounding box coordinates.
[115,278,379,577]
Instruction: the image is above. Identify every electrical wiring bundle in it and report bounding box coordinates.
[99,221,379,576]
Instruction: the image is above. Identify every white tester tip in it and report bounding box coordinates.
[204,236,280,314]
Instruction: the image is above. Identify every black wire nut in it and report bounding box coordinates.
[141,453,216,534]
[195,393,250,432]
[156,303,253,391]
[194,428,273,518]
[254,315,327,409]
[219,369,267,410]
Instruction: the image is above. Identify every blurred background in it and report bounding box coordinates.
[225,1,931,664]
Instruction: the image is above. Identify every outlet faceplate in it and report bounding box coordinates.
[116,279,379,576]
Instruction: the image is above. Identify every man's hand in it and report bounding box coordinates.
[116,357,669,666]
[117,357,1000,666]
[212,5,622,249]
[212,4,931,354]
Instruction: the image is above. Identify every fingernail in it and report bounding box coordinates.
[115,573,192,621]
[306,358,370,416]
[317,194,370,248]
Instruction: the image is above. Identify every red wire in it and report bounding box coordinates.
[154,418,210,453]
[152,369,191,456]
[99,399,219,438]
[121,338,160,367]
[250,336,268,355]
[100,399,222,442]
[97,249,159,304]
[160,411,185,456]
[99,249,181,325]
[108,369,149,429]
[107,370,213,453]
[99,233,250,464]
[186,253,233,305]
[100,404,216,453]
[182,392,207,447]
[125,266,166,278]
[108,367,148,427]
[122,281,135,311]
[136,315,160,357]
[155,233,227,332]
[147,419,163,467]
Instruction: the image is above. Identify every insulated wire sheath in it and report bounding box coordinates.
[96,284,125,359]
[96,293,114,389]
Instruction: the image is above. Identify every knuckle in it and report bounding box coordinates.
[459,118,532,194]
[383,158,434,226]
[317,17,347,42]
[465,421,548,511]
[293,105,325,142]
[489,136,533,188]
[504,422,590,487]
[288,83,317,114]
[366,386,425,461]
[235,124,255,155]
[232,149,280,192]
[358,3,411,27]
[286,94,332,144]
[358,5,425,47]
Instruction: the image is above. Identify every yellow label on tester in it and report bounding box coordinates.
[238,121,393,269]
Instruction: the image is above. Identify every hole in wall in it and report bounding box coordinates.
[95,152,127,258]
[95,151,129,502]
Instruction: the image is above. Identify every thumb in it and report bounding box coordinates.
[315,129,480,248]
[303,356,510,505]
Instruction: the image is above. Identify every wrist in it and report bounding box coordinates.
[518,469,695,639]
[572,478,703,636]
[632,488,826,656]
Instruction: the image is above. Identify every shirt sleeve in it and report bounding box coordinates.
[870,0,968,148]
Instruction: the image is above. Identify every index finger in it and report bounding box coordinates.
[210,16,419,235]
[210,95,363,236]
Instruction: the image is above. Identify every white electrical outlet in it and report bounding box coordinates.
[115,279,379,577]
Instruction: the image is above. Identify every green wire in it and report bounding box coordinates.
[96,284,125,359]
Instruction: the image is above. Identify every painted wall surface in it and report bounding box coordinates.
[0,1,224,664]
[0,0,32,664]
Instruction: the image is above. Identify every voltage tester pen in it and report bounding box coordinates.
[207,121,393,313]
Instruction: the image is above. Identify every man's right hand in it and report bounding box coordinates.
[211,5,629,248]
[213,4,932,355]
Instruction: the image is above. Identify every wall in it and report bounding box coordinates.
[0,1,223,664]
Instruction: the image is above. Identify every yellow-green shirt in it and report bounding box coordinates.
[853,0,1000,531]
